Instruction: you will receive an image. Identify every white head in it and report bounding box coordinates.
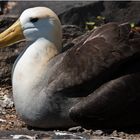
[0,7,62,52]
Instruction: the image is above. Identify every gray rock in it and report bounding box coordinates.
[93,130,104,136]
[68,126,83,132]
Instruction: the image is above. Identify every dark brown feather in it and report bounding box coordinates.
[45,22,140,127]
[46,23,140,95]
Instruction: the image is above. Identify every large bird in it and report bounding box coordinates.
[0,7,140,129]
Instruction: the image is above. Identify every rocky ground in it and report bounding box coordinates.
[1,86,140,140]
[1,1,140,139]
[1,84,140,140]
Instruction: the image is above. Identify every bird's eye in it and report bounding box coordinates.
[30,18,39,23]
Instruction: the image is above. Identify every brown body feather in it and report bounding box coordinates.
[47,23,140,94]
[43,23,140,128]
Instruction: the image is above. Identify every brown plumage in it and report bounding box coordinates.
[47,23,140,95]
[44,22,140,128]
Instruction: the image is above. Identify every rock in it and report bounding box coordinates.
[90,136,124,140]
[53,131,88,139]
[0,118,6,123]
[62,25,83,37]
[112,130,119,137]
[0,87,14,110]
[83,129,93,135]
[59,1,140,29]
[0,1,8,15]
[93,130,104,136]
[6,1,93,16]
[62,25,84,51]
[59,1,105,29]
[118,132,127,139]
[68,126,84,132]
[2,95,14,108]
[11,134,36,139]
[0,130,90,139]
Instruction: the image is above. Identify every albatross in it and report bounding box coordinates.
[0,7,140,129]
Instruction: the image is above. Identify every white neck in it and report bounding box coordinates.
[12,38,59,118]
[12,38,78,128]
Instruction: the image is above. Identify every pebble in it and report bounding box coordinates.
[93,130,104,136]
[83,129,93,135]
[0,106,6,114]
[90,136,124,140]
[112,130,119,137]
[118,131,127,139]
[0,118,6,123]
[54,131,86,139]
[0,95,14,108]
[68,126,84,132]
[11,134,36,139]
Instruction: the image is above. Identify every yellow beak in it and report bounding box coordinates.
[0,19,25,48]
